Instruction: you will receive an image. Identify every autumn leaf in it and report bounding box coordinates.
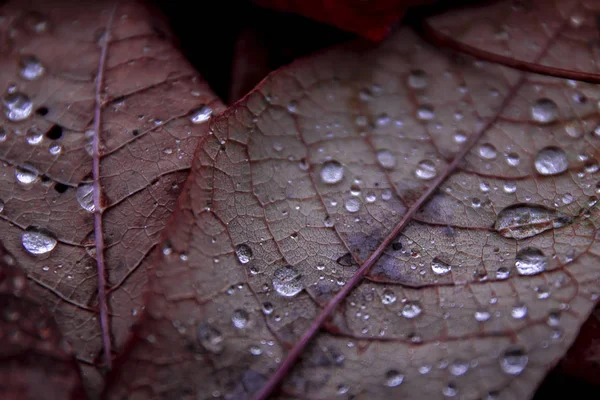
[102,0,600,399]
[0,0,222,394]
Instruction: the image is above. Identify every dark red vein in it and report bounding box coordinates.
[92,5,117,369]
[253,18,572,400]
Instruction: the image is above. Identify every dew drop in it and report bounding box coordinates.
[15,166,38,184]
[76,183,95,212]
[500,347,528,375]
[496,267,510,280]
[415,160,437,180]
[534,147,568,176]
[531,98,558,124]
[431,257,452,275]
[385,370,404,387]
[189,105,213,124]
[232,309,249,329]
[376,150,396,169]
[449,360,469,376]
[417,105,435,120]
[515,247,547,276]
[503,182,517,193]
[22,228,57,255]
[3,92,33,121]
[320,160,344,184]
[197,322,224,354]
[26,129,43,145]
[478,143,497,160]
[443,383,457,398]
[235,244,253,264]
[401,301,422,318]
[494,204,571,240]
[453,131,467,143]
[19,55,45,80]
[408,70,428,89]
[262,302,273,315]
[272,266,303,297]
[381,189,393,201]
[381,289,397,305]
[565,120,583,138]
[48,144,62,155]
[474,310,491,322]
[0,200,4,213]
[511,303,528,319]
[506,152,520,166]
[345,198,361,213]
[287,101,298,113]
[365,192,377,203]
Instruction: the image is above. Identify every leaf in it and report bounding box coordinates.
[0,0,222,392]
[105,2,600,399]
[0,241,85,400]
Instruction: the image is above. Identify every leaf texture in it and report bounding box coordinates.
[0,241,85,400]
[0,0,222,392]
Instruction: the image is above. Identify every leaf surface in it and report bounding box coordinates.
[105,1,600,399]
[0,0,222,392]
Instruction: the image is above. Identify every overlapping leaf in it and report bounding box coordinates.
[0,0,222,392]
[105,1,600,399]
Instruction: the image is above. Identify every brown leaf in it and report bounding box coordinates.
[105,1,600,399]
[0,241,85,400]
[0,0,222,393]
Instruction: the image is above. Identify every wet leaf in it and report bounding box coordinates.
[0,241,85,400]
[0,0,222,392]
[105,1,600,399]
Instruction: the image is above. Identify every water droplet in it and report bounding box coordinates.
[376,113,391,127]
[262,302,273,315]
[534,147,568,176]
[26,129,43,145]
[511,304,528,319]
[21,228,57,255]
[377,150,396,169]
[417,105,435,120]
[453,131,467,143]
[197,322,223,354]
[287,101,297,113]
[565,120,583,138]
[474,310,491,322]
[381,189,393,200]
[272,266,303,297]
[547,310,560,327]
[3,92,33,121]
[478,143,497,160]
[350,184,361,196]
[472,197,482,208]
[381,289,397,305]
[19,55,44,80]
[431,257,452,275]
[76,184,94,212]
[515,247,547,276]
[495,204,571,240]
[385,370,404,387]
[190,105,213,124]
[503,182,517,193]
[408,70,428,89]
[401,301,422,318]
[49,144,62,155]
[365,192,377,203]
[320,160,344,184]
[15,166,38,184]
[0,200,4,213]
[415,160,437,180]
[506,153,520,166]
[232,309,249,329]
[531,98,558,124]
[345,198,361,213]
[500,347,528,375]
[443,383,457,397]
[235,244,253,264]
[449,360,469,376]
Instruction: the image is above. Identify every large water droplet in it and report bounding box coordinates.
[190,105,213,124]
[515,247,547,276]
[235,244,253,264]
[345,198,361,213]
[320,160,344,184]
[431,256,452,275]
[197,322,224,353]
[401,301,422,318]
[531,98,558,124]
[478,143,497,160]
[408,70,428,89]
[232,309,249,329]
[534,147,568,176]
[15,166,38,184]
[500,347,528,375]
[19,55,45,80]
[76,184,94,212]
[22,228,57,255]
[385,370,404,387]
[494,204,571,240]
[3,92,33,121]
[377,150,396,169]
[415,160,437,180]
[272,266,303,297]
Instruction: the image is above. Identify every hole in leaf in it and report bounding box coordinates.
[36,106,48,116]
[46,125,63,140]
[54,182,68,193]
[132,129,140,136]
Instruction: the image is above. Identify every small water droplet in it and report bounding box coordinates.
[415,160,437,180]
[48,144,62,155]
[500,347,528,375]
[381,189,393,200]
[15,166,38,184]
[534,147,568,176]
[76,184,95,212]
[506,152,520,166]
[345,198,361,213]
[531,98,558,124]
[3,92,33,121]
[443,383,458,398]
[511,303,528,319]
[19,55,45,80]
[197,322,223,354]
[272,266,303,297]
[22,228,57,255]
[478,143,497,160]
[232,309,249,329]
[235,244,253,264]
[401,301,422,318]
[365,192,377,203]
[496,267,510,280]
[431,257,452,275]
[385,370,404,387]
[515,247,547,276]
[417,105,435,120]
[449,360,469,376]
[190,105,213,124]
[381,289,397,305]
[0,200,4,213]
[377,150,396,169]
[376,113,391,127]
[262,302,273,315]
[565,120,584,138]
[320,160,344,184]
[503,182,517,193]
[474,310,491,322]
[287,101,298,113]
[495,204,571,240]
[408,70,428,89]
[453,131,467,143]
